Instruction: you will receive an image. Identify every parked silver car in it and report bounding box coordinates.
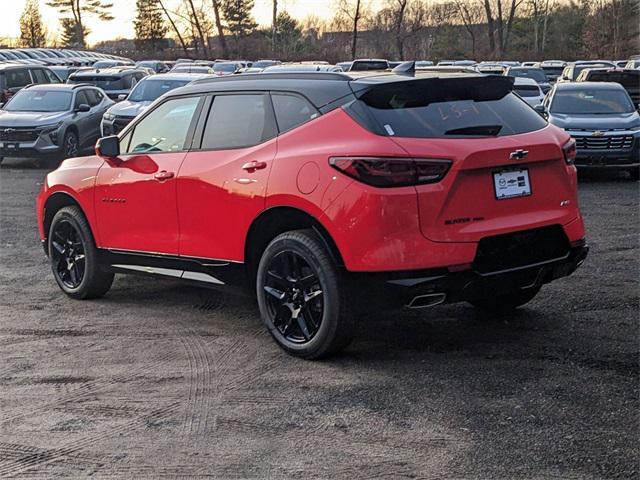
[101,73,209,135]
[0,83,113,165]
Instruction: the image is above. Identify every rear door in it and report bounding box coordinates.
[177,92,278,261]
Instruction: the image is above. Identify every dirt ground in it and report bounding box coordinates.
[0,158,638,479]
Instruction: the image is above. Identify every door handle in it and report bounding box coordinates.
[154,170,175,181]
[241,161,267,173]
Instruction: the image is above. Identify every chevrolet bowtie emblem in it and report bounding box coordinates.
[509,149,529,160]
[592,130,605,137]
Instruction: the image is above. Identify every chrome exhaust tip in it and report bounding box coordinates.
[406,293,447,309]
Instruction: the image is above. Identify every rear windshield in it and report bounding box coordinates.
[588,72,639,87]
[514,85,540,97]
[4,90,72,112]
[128,78,190,102]
[353,77,547,138]
[351,61,389,71]
[541,66,564,76]
[550,88,635,114]
[68,76,125,90]
[508,68,547,83]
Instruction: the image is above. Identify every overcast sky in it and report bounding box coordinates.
[1,0,339,45]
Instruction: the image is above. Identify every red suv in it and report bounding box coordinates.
[37,71,588,358]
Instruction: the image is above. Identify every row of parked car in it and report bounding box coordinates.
[0,50,638,178]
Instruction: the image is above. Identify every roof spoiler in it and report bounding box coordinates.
[356,75,515,108]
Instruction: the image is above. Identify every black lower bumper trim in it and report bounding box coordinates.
[347,245,589,312]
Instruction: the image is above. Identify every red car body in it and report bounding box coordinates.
[37,72,588,318]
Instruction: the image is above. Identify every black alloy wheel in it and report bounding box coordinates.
[50,219,86,289]
[63,131,79,158]
[48,206,114,299]
[256,229,356,359]
[263,250,324,344]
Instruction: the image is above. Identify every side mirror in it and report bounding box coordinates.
[117,94,127,101]
[96,135,120,158]
[76,103,90,112]
[534,104,548,117]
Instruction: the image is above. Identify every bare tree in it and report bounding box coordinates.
[482,0,524,57]
[336,0,368,59]
[185,0,209,56]
[157,0,189,55]
[454,0,484,58]
[211,0,228,58]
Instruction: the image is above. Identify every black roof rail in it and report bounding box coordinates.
[191,71,352,85]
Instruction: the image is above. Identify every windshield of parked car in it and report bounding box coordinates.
[213,63,237,73]
[508,68,547,82]
[356,77,547,137]
[4,90,72,112]
[514,85,541,97]
[550,88,635,114]
[128,78,190,102]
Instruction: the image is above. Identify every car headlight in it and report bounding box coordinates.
[630,125,640,131]
[103,112,115,121]
[38,122,63,143]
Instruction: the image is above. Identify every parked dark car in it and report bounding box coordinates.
[575,68,640,105]
[349,59,390,71]
[0,64,62,106]
[0,83,113,164]
[67,67,148,100]
[543,82,640,179]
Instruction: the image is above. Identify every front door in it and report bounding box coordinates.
[94,95,203,255]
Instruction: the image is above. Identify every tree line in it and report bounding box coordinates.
[17,0,639,61]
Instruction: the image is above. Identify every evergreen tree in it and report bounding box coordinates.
[19,0,47,48]
[60,17,90,47]
[134,0,168,51]
[47,0,114,48]
[222,0,258,39]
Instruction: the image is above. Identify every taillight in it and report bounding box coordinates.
[329,157,451,188]
[562,138,576,165]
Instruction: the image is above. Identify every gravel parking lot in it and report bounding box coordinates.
[0,159,637,479]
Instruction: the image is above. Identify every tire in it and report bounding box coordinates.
[256,229,355,359]
[49,206,114,300]
[470,286,541,312]
[62,130,79,159]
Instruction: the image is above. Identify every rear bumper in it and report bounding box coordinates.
[348,244,588,311]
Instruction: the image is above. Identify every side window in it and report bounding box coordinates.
[30,69,48,84]
[271,93,319,133]
[201,94,277,150]
[6,69,31,89]
[44,69,61,83]
[85,89,101,106]
[74,90,89,108]
[126,96,200,154]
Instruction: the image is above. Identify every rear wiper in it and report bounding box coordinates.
[444,125,503,136]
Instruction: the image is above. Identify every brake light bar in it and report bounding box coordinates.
[329,157,452,188]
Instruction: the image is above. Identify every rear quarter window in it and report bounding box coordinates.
[5,69,31,89]
[271,93,319,133]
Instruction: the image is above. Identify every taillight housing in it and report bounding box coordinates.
[562,138,576,165]
[329,157,451,188]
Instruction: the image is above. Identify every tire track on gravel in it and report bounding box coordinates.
[0,344,180,428]
[0,402,181,478]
